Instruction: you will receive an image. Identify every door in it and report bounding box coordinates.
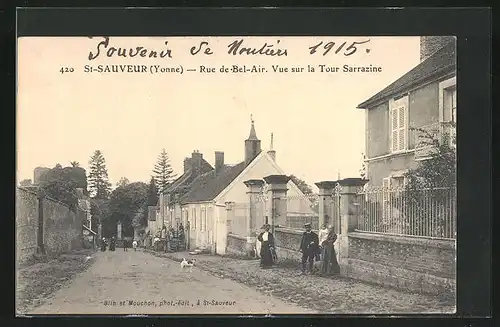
[215,206,227,255]
[199,206,208,249]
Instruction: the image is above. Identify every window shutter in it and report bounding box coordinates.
[398,106,406,151]
[451,88,457,122]
[391,108,398,152]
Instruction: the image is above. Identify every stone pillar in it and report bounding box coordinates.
[244,179,265,257]
[263,175,291,232]
[314,181,337,228]
[117,221,122,240]
[337,178,369,274]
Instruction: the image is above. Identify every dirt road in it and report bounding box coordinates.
[27,249,314,315]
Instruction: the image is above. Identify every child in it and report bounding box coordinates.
[132,239,138,251]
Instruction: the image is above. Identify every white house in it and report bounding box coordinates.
[158,119,312,254]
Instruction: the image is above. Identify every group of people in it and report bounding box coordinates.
[150,224,187,252]
[100,236,138,252]
[257,222,340,276]
[100,236,116,252]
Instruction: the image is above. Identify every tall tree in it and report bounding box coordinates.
[153,148,176,194]
[88,150,112,199]
[38,164,88,207]
[146,177,159,206]
[289,174,318,213]
[90,198,109,233]
[404,125,456,189]
[140,176,159,228]
[70,161,80,167]
[116,177,130,188]
[289,175,314,195]
[108,182,148,238]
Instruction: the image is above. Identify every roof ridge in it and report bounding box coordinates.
[357,41,455,109]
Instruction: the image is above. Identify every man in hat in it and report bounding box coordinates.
[299,223,319,274]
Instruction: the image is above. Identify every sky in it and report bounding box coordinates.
[17,36,420,190]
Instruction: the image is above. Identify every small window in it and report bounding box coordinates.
[443,86,457,123]
[441,81,457,148]
[391,176,406,188]
[389,96,408,153]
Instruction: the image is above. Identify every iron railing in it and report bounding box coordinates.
[356,186,456,239]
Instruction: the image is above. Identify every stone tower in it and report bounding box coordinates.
[244,115,261,166]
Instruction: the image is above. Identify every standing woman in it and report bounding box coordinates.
[321,225,341,276]
[100,237,107,252]
[257,224,275,269]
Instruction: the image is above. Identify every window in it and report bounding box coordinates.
[439,77,457,147]
[389,96,408,153]
[447,87,457,123]
[192,208,196,229]
[391,176,406,188]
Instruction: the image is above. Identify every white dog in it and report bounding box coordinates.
[180,258,196,272]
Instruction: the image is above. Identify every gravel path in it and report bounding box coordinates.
[150,250,456,314]
[24,249,314,315]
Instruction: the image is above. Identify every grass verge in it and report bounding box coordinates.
[16,248,96,314]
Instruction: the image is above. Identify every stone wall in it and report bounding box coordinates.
[16,188,39,265]
[274,227,313,262]
[16,187,84,265]
[226,233,247,256]
[345,232,456,295]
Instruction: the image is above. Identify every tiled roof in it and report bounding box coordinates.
[164,158,213,194]
[357,40,456,109]
[181,162,246,203]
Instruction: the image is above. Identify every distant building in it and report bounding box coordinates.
[357,36,456,187]
[154,118,310,254]
[33,166,50,184]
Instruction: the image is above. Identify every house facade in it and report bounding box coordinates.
[358,36,456,187]
[158,119,310,254]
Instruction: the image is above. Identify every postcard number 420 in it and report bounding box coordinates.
[60,67,75,74]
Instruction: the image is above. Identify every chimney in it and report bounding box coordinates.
[267,133,276,162]
[183,157,192,173]
[191,150,203,176]
[420,36,455,62]
[215,151,224,174]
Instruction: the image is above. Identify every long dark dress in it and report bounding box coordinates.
[109,238,116,251]
[257,231,275,268]
[100,239,107,252]
[321,232,340,275]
